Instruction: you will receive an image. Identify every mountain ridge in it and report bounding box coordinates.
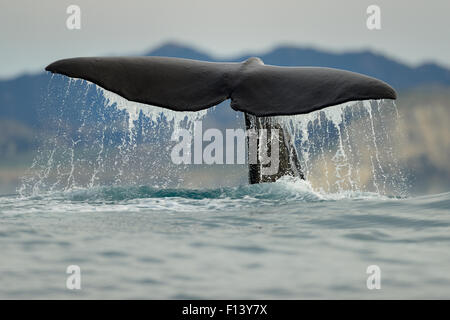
[145,43,450,90]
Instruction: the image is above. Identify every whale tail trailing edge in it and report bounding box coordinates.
[45,56,396,117]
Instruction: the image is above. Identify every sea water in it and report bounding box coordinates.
[1,76,449,299]
[1,181,450,299]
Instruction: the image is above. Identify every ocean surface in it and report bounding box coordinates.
[1,177,449,299]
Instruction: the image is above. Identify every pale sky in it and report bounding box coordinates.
[1,0,449,79]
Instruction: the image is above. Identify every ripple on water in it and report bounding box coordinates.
[1,183,449,299]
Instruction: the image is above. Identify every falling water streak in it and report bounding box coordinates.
[326,105,348,192]
[348,107,362,190]
[309,119,317,180]
[319,113,331,192]
[364,101,388,193]
[341,111,356,191]
[378,101,408,195]
[84,83,102,188]
[46,78,73,193]
[65,80,90,190]
[361,107,381,194]
[66,140,75,191]
[334,126,346,191]
[89,84,100,185]
[51,80,76,191]
[89,124,106,188]
[391,102,409,194]
[77,83,91,135]
[372,101,396,191]
[322,103,354,191]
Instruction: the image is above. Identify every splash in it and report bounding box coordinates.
[19,76,408,197]
[274,99,408,196]
[19,76,209,196]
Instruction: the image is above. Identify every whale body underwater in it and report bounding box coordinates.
[45,56,397,184]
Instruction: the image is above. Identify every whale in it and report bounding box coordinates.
[45,56,397,184]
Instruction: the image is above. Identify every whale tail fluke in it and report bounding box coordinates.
[46,56,396,117]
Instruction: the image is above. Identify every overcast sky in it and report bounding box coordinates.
[1,0,449,79]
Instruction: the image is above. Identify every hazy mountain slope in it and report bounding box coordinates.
[0,73,48,128]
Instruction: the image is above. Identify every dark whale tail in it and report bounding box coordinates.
[45,56,396,117]
[45,56,397,183]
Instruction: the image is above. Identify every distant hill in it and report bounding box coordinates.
[147,43,215,62]
[0,73,48,128]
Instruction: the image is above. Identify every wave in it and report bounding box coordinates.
[3,178,448,216]
[24,176,388,203]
